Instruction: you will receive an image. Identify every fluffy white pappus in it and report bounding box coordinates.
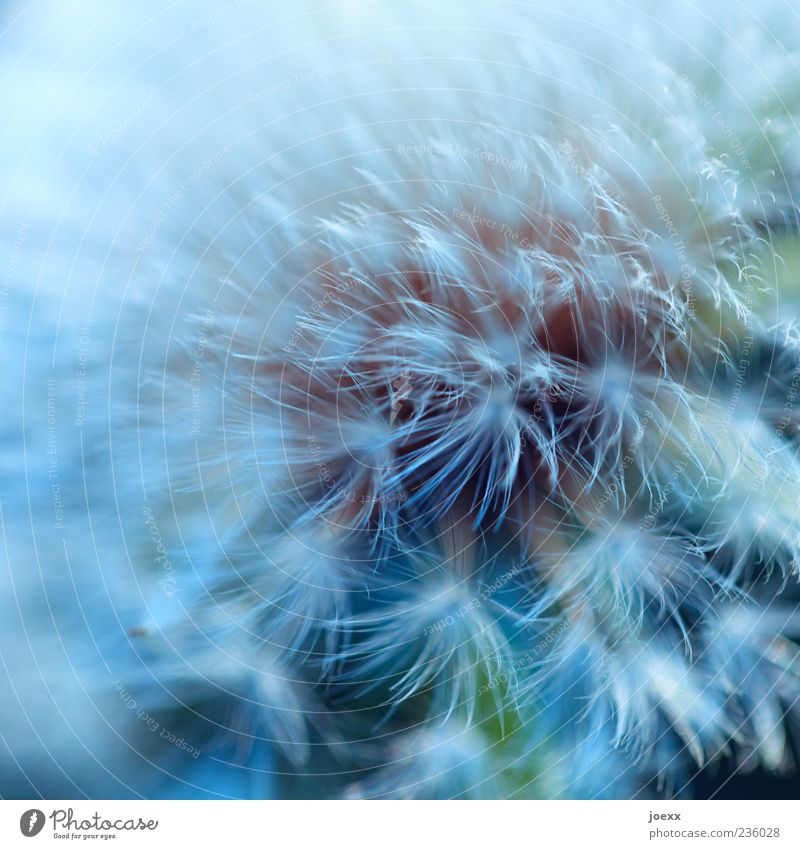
[682,399,800,578]
[607,133,752,315]
[330,127,732,332]
[345,703,646,799]
[266,363,410,542]
[664,8,800,228]
[500,697,651,799]
[698,604,800,773]
[266,192,587,528]
[344,721,498,800]
[540,0,800,232]
[334,521,525,724]
[124,612,332,768]
[531,511,734,639]
[558,322,686,498]
[536,622,740,770]
[556,378,727,525]
[748,334,800,440]
[209,523,374,672]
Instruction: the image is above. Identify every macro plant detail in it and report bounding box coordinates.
[2,0,800,802]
